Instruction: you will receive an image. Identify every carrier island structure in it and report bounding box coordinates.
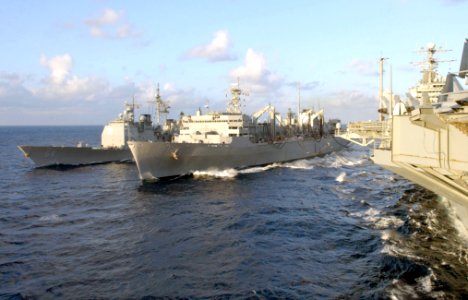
[340,40,468,231]
[129,82,348,180]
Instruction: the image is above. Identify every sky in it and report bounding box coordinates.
[0,0,467,125]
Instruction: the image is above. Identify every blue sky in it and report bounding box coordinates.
[0,0,467,125]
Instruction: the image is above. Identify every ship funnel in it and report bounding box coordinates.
[459,38,468,78]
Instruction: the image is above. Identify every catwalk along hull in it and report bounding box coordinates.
[129,136,348,180]
[18,145,132,168]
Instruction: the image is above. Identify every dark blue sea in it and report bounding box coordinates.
[1,126,467,299]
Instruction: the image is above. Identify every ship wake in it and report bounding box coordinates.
[190,146,367,180]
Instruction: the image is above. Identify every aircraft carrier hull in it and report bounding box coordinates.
[18,145,132,168]
[128,136,348,180]
[371,116,468,231]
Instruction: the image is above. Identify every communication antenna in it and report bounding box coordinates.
[412,42,454,82]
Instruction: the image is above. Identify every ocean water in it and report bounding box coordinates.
[1,126,467,299]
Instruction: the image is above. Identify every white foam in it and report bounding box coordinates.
[239,164,279,174]
[388,272,436,299]
[381,230,392,241]
[351,208,403,230]
[281,160,314,170]
[193,169,238,179]
[416,274,433,293]
[335,186,355,195]
[331,154,366,168]
[336,171,346,182]
[39,214,60,221]
[381,243,399,256]
[192,147,368,179]
[375,216,404,230]
[388,279,419,299]
[439,197,468,243]
[191,159,313,178]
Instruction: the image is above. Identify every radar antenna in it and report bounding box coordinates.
[227,78,248,113]
[412,42,454,84]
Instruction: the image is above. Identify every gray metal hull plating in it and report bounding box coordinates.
[129,136,348,180]
[371,115,468,231]
[18,145,132,168]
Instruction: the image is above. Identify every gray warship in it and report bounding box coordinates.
[341,40,468,231]
[19,88,174,168]
[129,82,349,180]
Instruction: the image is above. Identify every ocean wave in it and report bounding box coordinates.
[386,270,442,299]
[189,147,368,179]
[280,160,314,170]
[439,197,468,243]
[336,171,346,182]
[351,208,404,230]
[39,214,61,222]
[239,164,280,174]
[192,169,238,179]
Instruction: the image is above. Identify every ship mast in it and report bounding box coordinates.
[389,64,393,117]
[227,78,244,114]
[414,42,451,84]
[411,42,453,104]
[378,57,388,121]
[154,83,170,127]
[297,82,301,132]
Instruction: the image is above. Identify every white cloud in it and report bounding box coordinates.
[0,56,184,125]
[0,72,33,105]
[40,54,72,84]
[37,54,108,100]
[321,89,378,122]
[230,48,283,94]
[163,82,176,92]
[90,26,105,38]
[286,81,320,91]
[117,24,135,38]
[95,9,121,25]
[84,8,141,40]
[346,58,379,76]
[161,83,196,108]
[85,8,121,38]
[188,30,236,62]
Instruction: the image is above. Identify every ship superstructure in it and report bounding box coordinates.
[170,83,249,146]
[100,102,154,149]
[19,89,174,168]
[129,82,348,180]
[408,42,451,105]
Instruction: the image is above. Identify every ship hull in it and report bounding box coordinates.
[18,145,132,168]
[371,115,468,231]
[129,136,348,180]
